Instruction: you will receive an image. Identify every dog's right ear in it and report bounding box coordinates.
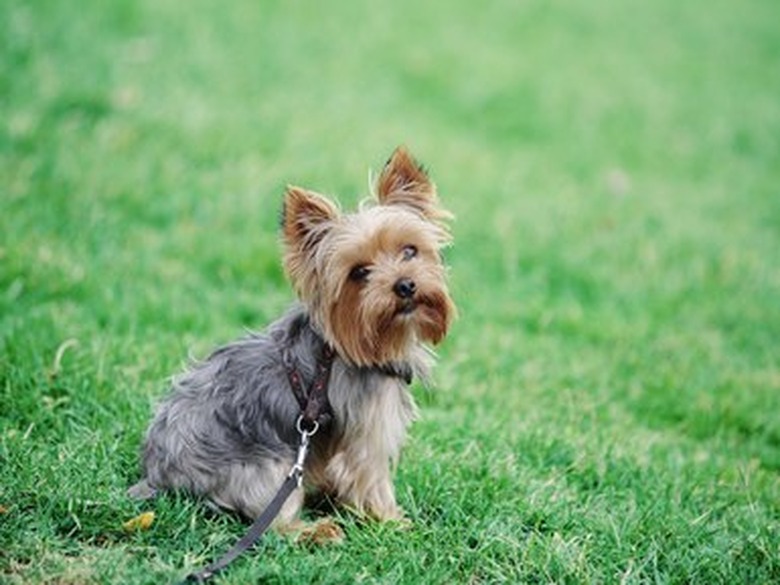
[281,186,339,293]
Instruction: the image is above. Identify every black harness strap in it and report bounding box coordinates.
[282,349,308,411]
[301,344,335,429]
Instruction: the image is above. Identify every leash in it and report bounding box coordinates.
[181,417,317,583]
[179,345,336,584]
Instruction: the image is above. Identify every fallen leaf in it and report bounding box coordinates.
[123,511,155,532]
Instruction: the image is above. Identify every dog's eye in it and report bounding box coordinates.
[401,245,418,261]
[349,265,371,282]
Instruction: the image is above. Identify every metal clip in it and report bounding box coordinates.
[289,415,319,487]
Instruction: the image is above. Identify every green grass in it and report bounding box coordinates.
[2,0,779,582]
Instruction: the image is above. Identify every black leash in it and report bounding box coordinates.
[179,345,336,584]
[180,418,317,584]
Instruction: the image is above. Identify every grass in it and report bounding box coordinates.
[2,0,779,582]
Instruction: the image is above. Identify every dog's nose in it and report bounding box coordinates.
[393,278,417,299]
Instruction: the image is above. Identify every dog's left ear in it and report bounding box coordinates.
[376,147,450,222]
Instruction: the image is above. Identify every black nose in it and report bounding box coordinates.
[393,277,416,299]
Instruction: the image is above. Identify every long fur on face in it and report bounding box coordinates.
[130,147,454,532]
[282,147,455,367]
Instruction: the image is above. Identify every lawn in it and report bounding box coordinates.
[2,0,779,583]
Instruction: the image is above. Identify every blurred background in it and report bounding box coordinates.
[1,0,778,582]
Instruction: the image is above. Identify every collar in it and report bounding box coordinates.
[375,362,414,385]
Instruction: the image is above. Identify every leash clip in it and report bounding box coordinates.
[290,416,319,487]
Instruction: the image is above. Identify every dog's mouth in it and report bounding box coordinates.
[395,298,417,316]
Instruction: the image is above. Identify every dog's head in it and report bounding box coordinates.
[281,147,455,367]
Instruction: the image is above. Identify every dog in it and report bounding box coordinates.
[128,147,455,540]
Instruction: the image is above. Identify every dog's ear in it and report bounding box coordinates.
[282,186,339,293]
[282,186,338,248]
[376,147,450,222]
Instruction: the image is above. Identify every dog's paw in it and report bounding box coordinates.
[384,515,413,531]
[295,518,345,546]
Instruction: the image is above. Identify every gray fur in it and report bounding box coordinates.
[130,305,428,521]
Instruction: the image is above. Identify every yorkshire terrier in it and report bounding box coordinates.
[129,147,454,539]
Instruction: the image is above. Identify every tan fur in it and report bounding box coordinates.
[282,148,455,367]
[375,146,452,225]
[306,370,418,520]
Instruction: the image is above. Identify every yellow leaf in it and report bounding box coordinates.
[123,511,155,532]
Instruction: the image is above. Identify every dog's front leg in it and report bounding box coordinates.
[324,446,404,521]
